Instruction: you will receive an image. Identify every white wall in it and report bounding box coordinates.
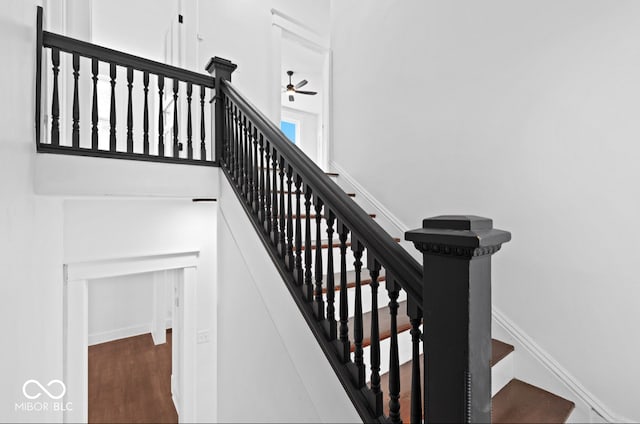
[0,1,66,423]
[331,0,640,420]
[88,272,172,345]
[281,106,319,164]
[217,174,360,423]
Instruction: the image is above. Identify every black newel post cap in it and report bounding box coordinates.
[205,56,238,75]
[405,215,511,257]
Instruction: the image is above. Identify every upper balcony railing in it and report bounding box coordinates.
[35,7,216,166]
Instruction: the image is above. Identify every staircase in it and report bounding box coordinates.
[313,173,576,423]
[33,10,579,420]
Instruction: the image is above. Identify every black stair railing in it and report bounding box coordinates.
[209,60,511,423]
[34,5,512,419]
[34,6,216,166]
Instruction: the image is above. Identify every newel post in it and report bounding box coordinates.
[206,56,237,164]
[405,215,510,423]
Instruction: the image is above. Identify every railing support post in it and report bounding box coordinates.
[406,215,510,423]
[206,56,237,164]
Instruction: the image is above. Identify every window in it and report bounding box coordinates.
[280,120,297,144]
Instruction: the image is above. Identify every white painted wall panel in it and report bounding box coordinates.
[217,175,360,423]
[330,1,640,420]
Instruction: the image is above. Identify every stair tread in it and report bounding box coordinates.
[348,301,411,351]
[491,339,515,366]
[377,340,521,422]
[493,379,575,423]
[321,269,387,293]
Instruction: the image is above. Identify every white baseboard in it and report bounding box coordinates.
[493,307,632,423]
[88,318,172,346]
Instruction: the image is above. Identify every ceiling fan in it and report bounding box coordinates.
[283,70,317,102]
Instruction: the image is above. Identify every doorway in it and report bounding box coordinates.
[63,252,198,423]
[272,9,332,170]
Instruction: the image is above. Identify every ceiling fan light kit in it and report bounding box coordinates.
[284,70,317,102]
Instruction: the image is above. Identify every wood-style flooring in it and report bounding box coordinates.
[88,331,177,423]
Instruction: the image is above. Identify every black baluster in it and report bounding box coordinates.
[224,98,231,166]
[109,63,116,151]
[368,260,384,416]
[234,107,241,182]
[231,102,237,170]
[158,75,165,156]
[173,79,179,158]
[91,58,98,150]
[302,186,313,301]
[253,127,259,211]
[200,85,206,160]
[278,158,286,255]
[351,240,366,388]
[408,300,423,424]
[335,221,351,362]
[313,197,325,319]
[285,166,294,271]
[263,141,272,234]
[239,115,246,190]
[324,211,337,340]
[126,67,134,153]
[71,53,80,148]
[387,280,402,424]
[143,71,149,154]
[294,175,303,285]
[270,148,279,245]
[186,82,193,159]
[228,104,236,175]
[258,134,266,222]
[237,112,244,187]
[245,120,253,202]
[51,48,60,146]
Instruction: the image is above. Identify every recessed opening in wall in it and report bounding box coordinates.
[87,271,176,423]
[63,252,198,423]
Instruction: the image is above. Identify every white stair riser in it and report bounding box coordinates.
[325,285,408,319]
[492,351,514,397]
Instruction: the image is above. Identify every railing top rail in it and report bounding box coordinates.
[42,31,214,88]
[222,80,423,302]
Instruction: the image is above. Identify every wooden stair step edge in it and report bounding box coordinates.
[347,301,412,352]
[377,340,526,423]
[492,379,576,424]
[321,269,387,294]
[293,237,400,251]
[491,338,514,366]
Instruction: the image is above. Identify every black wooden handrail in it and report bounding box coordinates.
[222,80,423,303]
[42,31,214,88]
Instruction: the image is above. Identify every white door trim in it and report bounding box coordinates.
[63,251,199,423]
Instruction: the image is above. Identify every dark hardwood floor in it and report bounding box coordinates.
[88,331,177,423]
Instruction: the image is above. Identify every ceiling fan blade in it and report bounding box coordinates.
[295,90,317,95]
[295,80,308,89]
[289,95,295,102]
